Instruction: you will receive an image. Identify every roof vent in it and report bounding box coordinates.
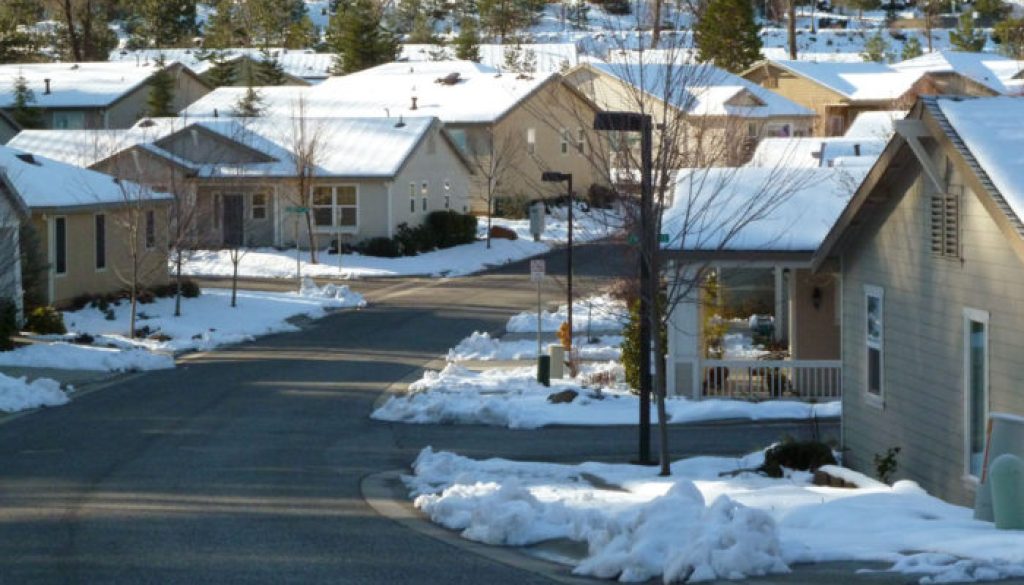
[138,118,157,128]
[435,72,461,85]
[70,64,79,70]
[411,96,418,110]
[853,143,861,156]
[43,78,51,95]
[15,153,39,166]
[395,115,406,128]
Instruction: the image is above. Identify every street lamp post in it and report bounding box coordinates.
[593,111,654,466]
[541,171,574,352]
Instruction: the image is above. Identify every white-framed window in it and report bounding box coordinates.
[409,182,416,213]
[421,181,428,211]
[313,185,358,230]
[443,180,451,209]
[864,285,884,406]
[560,128,569,155]
[53,111,84,130]
[94,213,106,271]
[251,193,268,220]
[527,128,536,154]
[963,307,989,481]
[145,210,156,250]
[747,122,759,138]
[53,216,67,276]
[577,127,586,154]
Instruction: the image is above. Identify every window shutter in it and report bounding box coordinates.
[930,185,960,258]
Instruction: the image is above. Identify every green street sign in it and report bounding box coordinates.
[659,233,669,244]
[627,234,638,246]
[286,206,309,214]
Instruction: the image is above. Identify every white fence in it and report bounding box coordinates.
[698,359,842,401]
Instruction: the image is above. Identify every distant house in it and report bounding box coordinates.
[812,95,1024,505]
[0,61,211,130]
[400,43,580,73]
[565,61,816,165]
[0,167,28,318]
[12,116,473,249]
[109,48,333,86]
[0,146,171,307]
[182,61,606,214]
[741,57,1001,136]
[0,110,20,145]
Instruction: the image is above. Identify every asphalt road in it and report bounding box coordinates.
[0,242,837,584]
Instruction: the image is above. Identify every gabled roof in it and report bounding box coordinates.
[400,43,579,73]
[110,48,334,82]
[747,136,886,169]
[0,61,171,109]
[747,60,920,102]
[844,110,906,139]
[579,61,814,119]
[0,145,171,209]
[892,50,1024,95]
[8,118,184,167]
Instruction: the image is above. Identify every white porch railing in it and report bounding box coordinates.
[698,359,842,402]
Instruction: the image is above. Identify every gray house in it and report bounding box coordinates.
[813,95,1024,505]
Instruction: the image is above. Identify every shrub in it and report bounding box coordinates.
[361,237,402,258]
[394,222,420,256]
[180,278,201,298]
[0,298,17,351]
[25,306,66,335]
[136,289,156,304]
[760,440,837,478]
[873,446,901,484]
[587,183,617,209]
[621,295,666,393]
[426,211,477,248]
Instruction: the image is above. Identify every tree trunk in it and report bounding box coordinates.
[486,194,493,249]
[304,200,318,265]
[231,255,239,307]
[788,0,797,59]
[129,281,138,340]
[59,0,83,61]
[174,249,183,317]
[652,0,663,47]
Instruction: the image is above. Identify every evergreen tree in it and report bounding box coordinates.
[326,0,400,74]
[10,74,43,129]
[284,14,320,48]
[478,0,528,41]
[135,0,197,47]
[50,0,118,61]
[502,39,522,72]
[454,17,481,61]
[861,27,893,63]
[233,86,265,117]
[694,0,762,73]
[145,56,176,117]
[204,0,245,48]
[0,0,43,63]
[206,53,238,87]
[900,35,923,60]
[973,0,1009,22]
[949,12,987,52]
[408,11,439,43]
[994,17,1024,59]
[257,50,288,85]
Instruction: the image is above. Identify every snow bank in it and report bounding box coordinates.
[0,342,173,372]
[447,331,622,361]
[299,277,367,308]
[0,374,69,413]
[506,294,628,333]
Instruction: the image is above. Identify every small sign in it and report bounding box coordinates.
[659,233,670,244]
[286,206,309,214]
[530,259,545,282]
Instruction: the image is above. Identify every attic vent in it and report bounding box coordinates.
[930,184,961,258]
[435,72,461,85]
[138,119,157,128]
[15,153,39,166]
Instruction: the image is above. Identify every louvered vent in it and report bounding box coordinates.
[930,185,961,258]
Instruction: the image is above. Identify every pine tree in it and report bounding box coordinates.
[146,56,176,117]
[900,35,923,60]
[502,38,522,72]
[408,10,439,43]
[326,0,400,74]
[284,14,319,49]
[0,0,42,63]
[949,12,987,52]
[233,86,265,117]
[861,27,893,63]
[206,53,238,87]
[973,0,1009,22]
[135,0,197,48]
[50,0,118,61]
[204,0,244,49]
[694,0,762,73]
[994,17,1024,59]
[257,50,288,85]
[454,17,481,61]
[10,74,43,129]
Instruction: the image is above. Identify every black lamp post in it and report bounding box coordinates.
[593,111,654,466]
[541,171,573,352]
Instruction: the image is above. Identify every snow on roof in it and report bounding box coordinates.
[0,145,170,208]
[109,48,334,82]
[8,118,186,166]
[663,166,865,252]
[937,96,1024,224]
[768,60,919,101]
[180,86,312,118]
[761,48,868,63]
[587,62,814,118]
[185,60,553,124]
[892,50,1024,95]
[400,43,579,73]
[747,136,886,169]
[844,110,905,139]
[0,61,165,109]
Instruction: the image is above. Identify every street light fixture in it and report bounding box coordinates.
[541,171,574,356]
[593,111,655,466]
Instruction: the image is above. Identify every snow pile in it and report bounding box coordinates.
[299,277,367,308]
[506,294,628,333]
[0,342,174,372]
[447,331,622,361]
[722,332,769,360]
[407,448,1024,584]
[372,363,839,428]
[0,374,70,413]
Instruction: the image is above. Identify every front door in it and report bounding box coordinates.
[222,194,244,247]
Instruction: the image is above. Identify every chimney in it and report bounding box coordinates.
[395,115,406,128]
[411,96,418,110]
[853,143,861,156]
[213,108,219,118]
[43,78,51,95]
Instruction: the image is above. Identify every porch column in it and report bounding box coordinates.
[773,266,785,343]
[667,263,701,398]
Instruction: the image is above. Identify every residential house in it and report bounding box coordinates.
[0,167,28,318]
[811,95,1024,505]
[564,61,815,166]
[11,115,473,249]
[110,49,333,86]
[400,43,580,74]
[182,60,606,214]
[0,111,20,145]
[0,145,171,307]
[0,61,211,130]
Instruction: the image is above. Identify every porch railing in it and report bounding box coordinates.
[699,359,842,402]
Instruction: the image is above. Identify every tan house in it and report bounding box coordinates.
[565,61,816,165]
[0,61,211,130]
[0,145,171,307]
[182,60,606,214]
[812,95,1024,505]
[741,58,999,137]
[0,111,19,145]
[110,48,334,85]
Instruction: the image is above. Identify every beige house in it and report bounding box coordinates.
[0,111,19,145]
[0,61,211,130]
[741,59,999,137]
[812,95,1024,505]
[182,60,607,214]
[0,146,171,308]
[565,61,816,166]
[110,48,334,85]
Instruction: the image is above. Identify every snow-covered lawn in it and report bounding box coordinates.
[0,373,70,413]
[372,362,839,429]
[506,293,628,333]
[0,342,173,372]
[407,448,1024,584]
[447,331,623,362]
[178,206,623,280]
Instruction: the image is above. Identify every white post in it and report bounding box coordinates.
[536,280,542,357]
[773,265,785,343]
[667,263,702,398]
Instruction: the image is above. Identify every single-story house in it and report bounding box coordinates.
[0,167,28,318]
[811,95,1024,505]
[109,48,333,86]
[0,110,20,145]
[0,145,171,307]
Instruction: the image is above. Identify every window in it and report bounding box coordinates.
[409,182,416,213]
[577,128,586,154]
[449,129,468,154]
[527,128,536,154]
[95,214,106,270]
[747,122,759,138]
[560,128,569,155]
[444,180,451,209]
[421,181,428,212]
[145,210,155,249]
[313,185,357,229]
[964,308,989,479]
[53,111,84,130]
[54,216,67,275]
[828,115,844,136]
[865,286,884,405]
[251,193,267,220]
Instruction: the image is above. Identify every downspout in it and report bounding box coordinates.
[386,181,393,239]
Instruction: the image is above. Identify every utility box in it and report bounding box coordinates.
[975,413,1024,521]
[529,202,546,241]
[549,344,565,379]
[990,454,1024,530]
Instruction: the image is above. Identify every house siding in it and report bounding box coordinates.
[743,65,847,136]
[840,144,1024,505]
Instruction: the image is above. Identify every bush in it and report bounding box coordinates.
[25,306,66,335]
[489,225,518,240]
[621,295,666,393]
[587,184,618,209]
[760,440,837,478]
[427,211,477,248]
[493,195,532,218]
[0,298,17,351]
[361,237,402,258]
[179,278,201,298]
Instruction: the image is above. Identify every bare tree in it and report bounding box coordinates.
[284,96,327,264]
[465,128,524,248]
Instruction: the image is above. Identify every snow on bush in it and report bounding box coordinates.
[0,342,173,372]
[0,373,69,413]
[506,294,628,333]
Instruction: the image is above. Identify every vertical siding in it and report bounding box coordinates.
[842,148,1024,505]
